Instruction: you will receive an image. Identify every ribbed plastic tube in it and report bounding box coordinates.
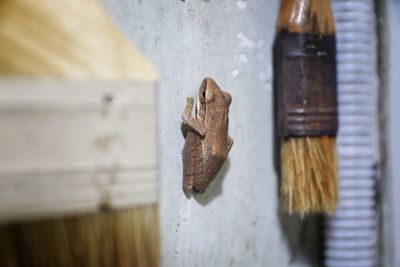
[325,1,378,267]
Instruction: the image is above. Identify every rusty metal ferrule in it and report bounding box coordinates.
[274,31,338,137]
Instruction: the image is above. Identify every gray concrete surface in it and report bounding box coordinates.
[101,1,320,266]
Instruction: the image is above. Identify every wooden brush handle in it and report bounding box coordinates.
[0,0,156,81]
[276,0,335,34]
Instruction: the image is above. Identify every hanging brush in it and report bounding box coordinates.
[274,0,339,215]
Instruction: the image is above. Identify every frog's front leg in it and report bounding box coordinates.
[182,97,207,136]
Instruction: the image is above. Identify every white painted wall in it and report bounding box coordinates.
[101,1,320,266]
[389,0,400,265]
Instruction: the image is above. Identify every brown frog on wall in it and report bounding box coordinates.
[181,77,233,193]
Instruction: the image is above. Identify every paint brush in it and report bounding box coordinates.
[274,0,339,215]
[0,0,159,266]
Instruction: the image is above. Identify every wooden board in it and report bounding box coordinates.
[0,80,158,223]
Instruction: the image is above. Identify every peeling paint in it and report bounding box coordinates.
[236,32,255,50]
[231,68,240,77]
[238,54,248,63]
[236,0,247,10]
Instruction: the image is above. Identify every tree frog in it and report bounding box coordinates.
[181,77,233,193]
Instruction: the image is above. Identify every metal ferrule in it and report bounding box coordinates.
[274,31,338,137]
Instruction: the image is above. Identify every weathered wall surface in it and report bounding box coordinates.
[101,1,319,266]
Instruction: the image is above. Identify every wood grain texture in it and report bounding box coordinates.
[0,80,157,222]
[276,0,335,34]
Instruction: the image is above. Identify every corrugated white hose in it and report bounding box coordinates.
[325,1,379,267]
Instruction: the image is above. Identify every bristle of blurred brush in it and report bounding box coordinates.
[0,0,156,80]
[0,206,160,267]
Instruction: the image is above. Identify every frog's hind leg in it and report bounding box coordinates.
[182,146,195,193]
[182,97,207,136]
[182,133,202,193]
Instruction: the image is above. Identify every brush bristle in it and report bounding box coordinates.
[0,205,160,267]
[281,136,338,215]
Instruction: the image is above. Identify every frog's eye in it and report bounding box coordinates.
[205,91,215,103]
[199,88,206,103]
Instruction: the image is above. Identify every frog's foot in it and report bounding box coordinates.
[183,97,194,117]
[183,175,194,193]
[182,97,207,136]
